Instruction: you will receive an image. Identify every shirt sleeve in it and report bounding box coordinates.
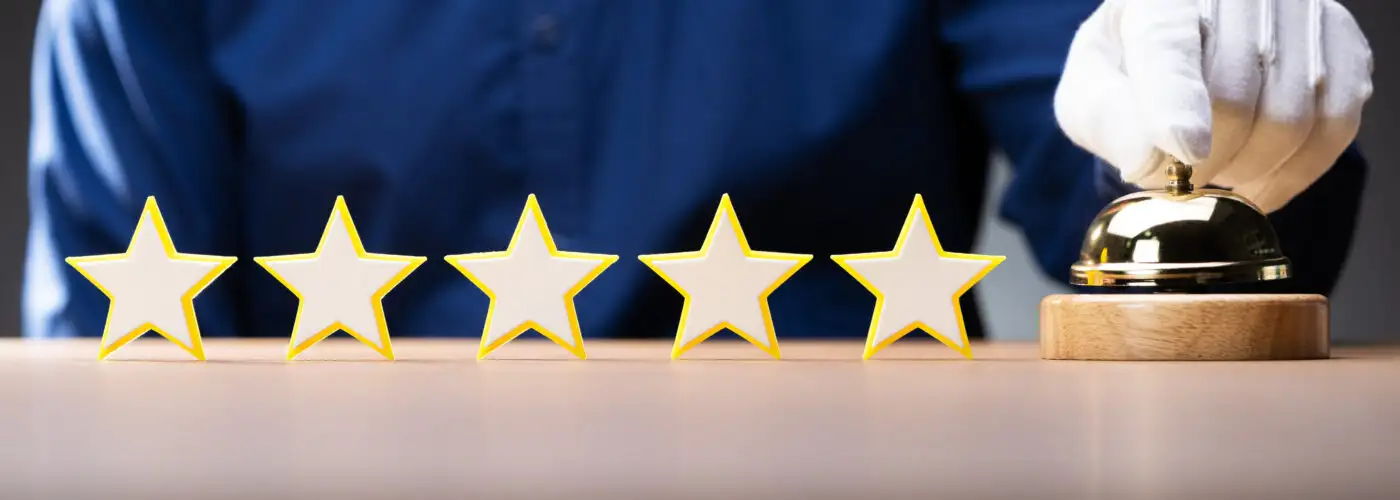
[937,0,1368,295]
[23,0,244,338]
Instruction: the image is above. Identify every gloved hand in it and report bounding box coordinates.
[1055,0,1374,213]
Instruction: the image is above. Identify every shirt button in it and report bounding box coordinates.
[532,15,560,50]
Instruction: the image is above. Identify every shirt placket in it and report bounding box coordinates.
[519,0,586,243]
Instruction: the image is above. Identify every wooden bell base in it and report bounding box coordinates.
[1039,294,1329,361]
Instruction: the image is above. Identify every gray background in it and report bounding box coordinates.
[1,0,36,337]
[0,1,1393,341]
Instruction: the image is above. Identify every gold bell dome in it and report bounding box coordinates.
[1070,159,1291,288]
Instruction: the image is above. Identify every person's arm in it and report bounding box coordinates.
[24,0,244,338]
[936,0,1367,294]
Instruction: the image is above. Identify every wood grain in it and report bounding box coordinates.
[1,339,1397,499]
[1040,293,1330,360]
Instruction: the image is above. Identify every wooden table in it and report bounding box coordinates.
[1,339,1397,499]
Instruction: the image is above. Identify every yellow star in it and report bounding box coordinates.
[446,195,618,360]
[832,195,1004,360]
[65,196,236,360]
[639,194,811,360]
[255,196,425,361]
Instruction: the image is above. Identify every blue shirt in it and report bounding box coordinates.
[24,0,1368,340]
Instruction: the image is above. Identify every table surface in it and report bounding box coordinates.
[1,338,1398,499]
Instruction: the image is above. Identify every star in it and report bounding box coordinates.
[639,194,811,360]
[831,195,1004,360]
[445,195,618,360]
[65,196,236,360]
[255,196,425,361]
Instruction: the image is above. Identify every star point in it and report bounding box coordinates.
[445,194,617,360]
[255,196,425,361]
[832,195,1004,359]
[639,194,811,360]
[65,196,236,361]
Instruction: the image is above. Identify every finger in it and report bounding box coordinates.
[1193,0,1266,187]
[1212,0,1320,188]
[1055,1,1164,183]
[1235,0,1373,213]
[1121,0,1212,172]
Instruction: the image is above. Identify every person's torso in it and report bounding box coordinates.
[198,0,991,339]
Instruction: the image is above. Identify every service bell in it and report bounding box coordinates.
[1069,158,1291,290]
[1039,156,1329,362]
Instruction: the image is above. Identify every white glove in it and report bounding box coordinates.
[1055,0,1374,213]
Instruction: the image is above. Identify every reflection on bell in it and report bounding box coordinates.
[1069,160,1291,289]
[1039,157,1330,361]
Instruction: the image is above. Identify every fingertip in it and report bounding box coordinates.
[1162,117,1213,164]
